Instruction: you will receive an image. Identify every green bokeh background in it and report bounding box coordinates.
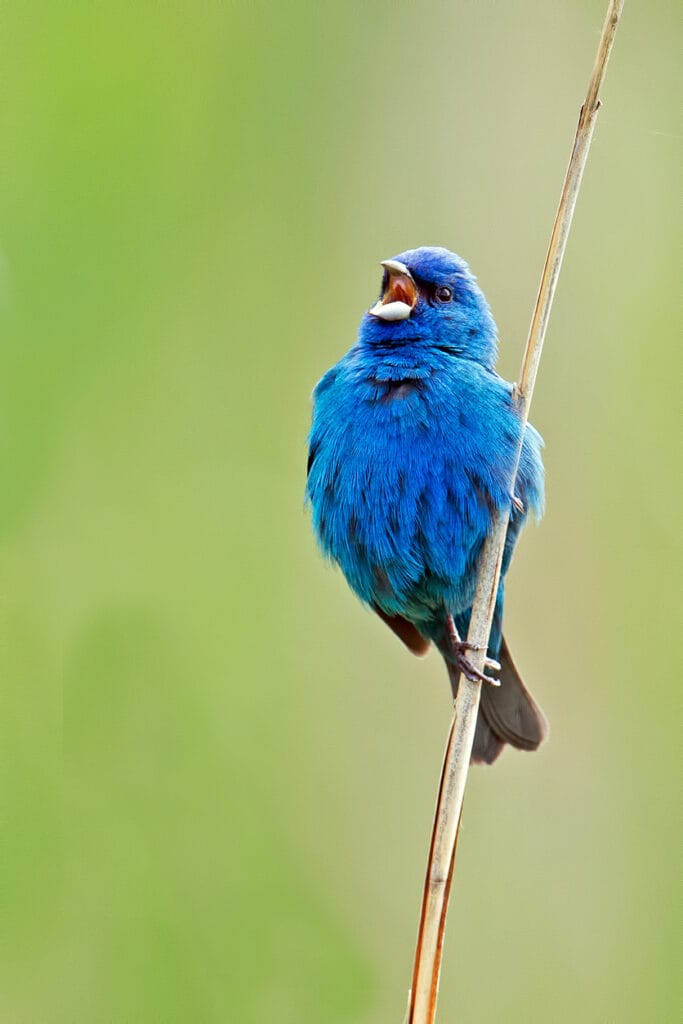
[1,2,680,1022]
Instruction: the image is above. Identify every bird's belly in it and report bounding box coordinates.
[311,398,493,618]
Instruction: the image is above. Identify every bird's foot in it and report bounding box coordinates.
[451,641,501,686]
[444,616,501,686]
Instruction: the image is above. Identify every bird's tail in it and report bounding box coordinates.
[447,637,548,765]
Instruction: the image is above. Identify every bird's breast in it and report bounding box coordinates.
[309,380,496,611]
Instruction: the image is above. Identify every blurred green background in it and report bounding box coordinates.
[1,2,680,1022]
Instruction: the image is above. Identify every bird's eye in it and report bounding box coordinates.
[435,286,453,303]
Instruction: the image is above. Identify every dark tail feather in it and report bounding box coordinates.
[471,712,506,765]
[447,636,548,765]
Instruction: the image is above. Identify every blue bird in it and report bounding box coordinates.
[306,247,547,763]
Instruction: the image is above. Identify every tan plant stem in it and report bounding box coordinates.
[407,3,624,1021]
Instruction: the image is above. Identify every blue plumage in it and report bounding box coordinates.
[307,247,547,763]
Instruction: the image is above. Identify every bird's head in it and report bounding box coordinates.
[358,246,498,366]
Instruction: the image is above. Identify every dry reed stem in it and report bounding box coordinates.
[407,3,624,1021]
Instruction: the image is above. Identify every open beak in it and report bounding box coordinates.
[368,260,418,321]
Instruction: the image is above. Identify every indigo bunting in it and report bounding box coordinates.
[306,247,547,763]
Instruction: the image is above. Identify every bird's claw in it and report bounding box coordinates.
[444,619,501,685]
[511,493,525,514]
[452,642,501,686]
